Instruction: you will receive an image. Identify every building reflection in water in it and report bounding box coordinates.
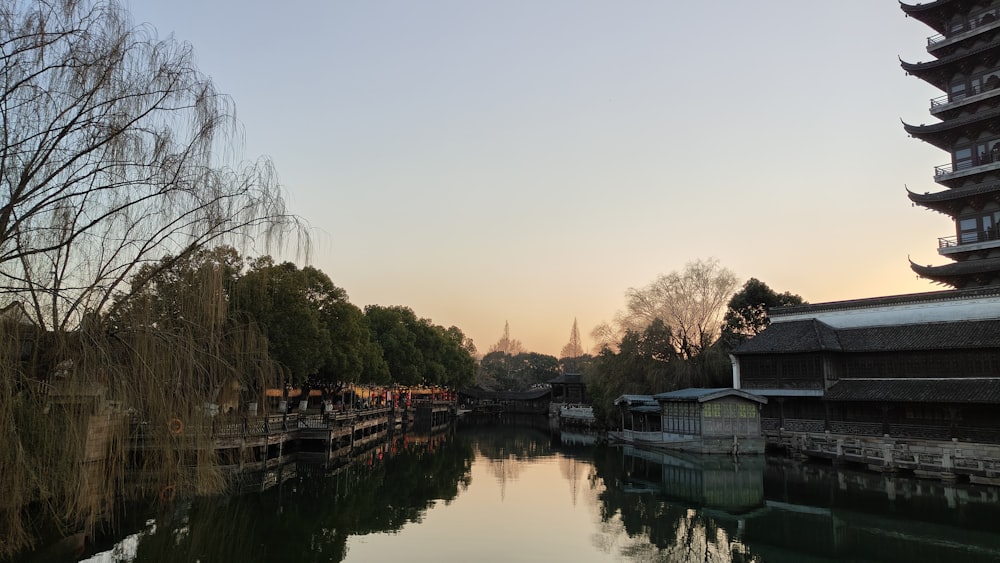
[15,422,1000,563]
[594,439,1000,563]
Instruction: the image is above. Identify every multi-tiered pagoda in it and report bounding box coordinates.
[902,0,1000,287]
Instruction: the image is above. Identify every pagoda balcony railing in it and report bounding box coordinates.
[934,162,958,176]
[927,9,1000,47]
[930,81,1000,110]
[934,158,1000,180]
[938,230,1000,253]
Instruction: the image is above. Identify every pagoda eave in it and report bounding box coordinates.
[907,182,1000,214]
[902,42,1000,87]
[901,0,977,33]
[904,108,1000,149]
[910,256,1000,288]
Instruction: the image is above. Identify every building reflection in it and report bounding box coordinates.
[594,444,1000,562]
[17,423,1000,563]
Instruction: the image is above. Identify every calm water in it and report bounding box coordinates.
[16,417,1000,563]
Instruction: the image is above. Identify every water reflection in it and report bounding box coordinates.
[69,430,473,563]
[13,421,1000,562]
[746,461,1000,562]
[593,440,1000,562]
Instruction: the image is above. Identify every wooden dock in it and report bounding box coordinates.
[128,402,457,475]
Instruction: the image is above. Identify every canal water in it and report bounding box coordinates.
[14,416,1000,562]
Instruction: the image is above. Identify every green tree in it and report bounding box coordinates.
[720,278,805,347]
[514,352,560,387]
[364,306,475,388]
[316,298,389,386]
[478,351,513,390]
[438,325,477,388]
[232,260,336,384]
[365,305,424,385]
[107,246,245,332]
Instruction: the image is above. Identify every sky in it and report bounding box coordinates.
[127,0,949,357]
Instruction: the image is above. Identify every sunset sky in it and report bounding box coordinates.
[129,1,948,356]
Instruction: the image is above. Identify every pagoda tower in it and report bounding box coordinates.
[902,0,1000,287]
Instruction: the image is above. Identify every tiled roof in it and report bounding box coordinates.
[653,388,767,404]
[735,318,1000,354]
[734,319,841,354]
[548,372,583,384]
[835,319,1000,351]
[825,378,1000,404]
[614,394,657,407]
[459,388,551,400]
[773,286,1000,317]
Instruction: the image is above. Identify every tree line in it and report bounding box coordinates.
[110,245,477,392]
[584,259,804,425]
[474,260,804,425]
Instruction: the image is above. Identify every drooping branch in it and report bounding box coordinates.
[0,0,306,329]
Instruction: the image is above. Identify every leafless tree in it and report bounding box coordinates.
[615,258,739,359]
[0,0,303,331]
[589,320,620,354]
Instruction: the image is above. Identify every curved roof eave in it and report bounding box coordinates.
[899,0,956,15]
[901,41,1000,78]
[910,256,1000,284]
[903,108,1000,150]
[900,0,972,33]
[907,182,1000,209]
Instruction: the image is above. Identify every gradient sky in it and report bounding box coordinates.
[127,1,948,357]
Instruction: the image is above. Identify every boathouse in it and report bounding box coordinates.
[614,389,767,454]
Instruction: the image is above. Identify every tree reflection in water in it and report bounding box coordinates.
[62,431,475,563]
[17,421,1000,563]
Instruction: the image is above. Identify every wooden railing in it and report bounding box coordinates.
[130,407,399,444]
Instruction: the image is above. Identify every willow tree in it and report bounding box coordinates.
[0,1,301,557]
[0,0,300,330]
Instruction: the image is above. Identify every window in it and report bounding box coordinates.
[955,147,974,170]
[957,211,1000,244]
[960,217,979,243]
[951,81,967,102]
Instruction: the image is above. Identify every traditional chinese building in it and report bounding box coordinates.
[903,0,1000,286]
[612,389,767,455]
[731,287,1000,479]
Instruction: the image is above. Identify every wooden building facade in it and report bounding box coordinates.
[613,389,767,455]
[732,287,1000,480]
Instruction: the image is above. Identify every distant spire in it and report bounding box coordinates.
[489,320,523,355]
[560,318,584,358]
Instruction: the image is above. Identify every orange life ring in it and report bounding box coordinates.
[167,418,183,435]
[159,484,176,502]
